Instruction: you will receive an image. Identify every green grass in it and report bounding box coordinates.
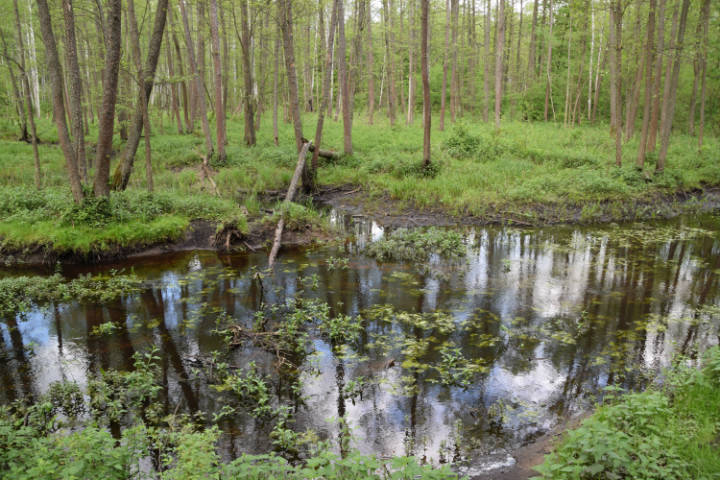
[0,112,717,253]
[535,347,720,479]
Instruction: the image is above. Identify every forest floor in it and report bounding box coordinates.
[0,113,718,262]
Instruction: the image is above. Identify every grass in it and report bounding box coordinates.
[535,346,720,479]
[0,111,718,254]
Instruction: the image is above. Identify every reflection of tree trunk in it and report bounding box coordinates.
[6,315,34,402]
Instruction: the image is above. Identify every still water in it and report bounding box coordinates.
[2,212,720,474]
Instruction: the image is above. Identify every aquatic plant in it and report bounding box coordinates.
[365,227,466,263]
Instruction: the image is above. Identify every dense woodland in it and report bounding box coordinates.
[0,0,717,202]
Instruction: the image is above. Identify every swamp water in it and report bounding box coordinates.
[2,212,720,476]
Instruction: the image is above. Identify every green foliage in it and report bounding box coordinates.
[536,347,720,479]
[365,227,466,262]
[0,271,142,316]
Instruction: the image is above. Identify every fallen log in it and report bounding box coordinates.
[268,141,312,268]
[308,144,339,160]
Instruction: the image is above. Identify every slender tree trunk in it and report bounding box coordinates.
[310,0,340,191]
[564,21,572,126]
[421,0,431,167]
[515,0,524,93]
[656,0,690,173]
[647,0,666,152]
[13,0,41,189]
[382,0,396,125]
[93,0,122,197]
[543,0,553,121]
[697,0,710,148]
[2,32,29,142]
[338,0,352,154]
[165,30,183,134]
[406,0,415,125]
[688,0,708,136]
[450,0,459,122]
[236,0,256,146]
[495,0,505,128]
[636,0,655,169]
[587,0,594,120]
[209,0,227,162]
[179,0,214,159]
[483,0,490,122]
[273,26,280,145]
[367,0,375,124]
[440,0,450,130]
[127,0,154,191]
[278,0,305,152]
[111,0,169,191]
[608,0,623,167]
[62,0,87,183]
[169,6,192,133]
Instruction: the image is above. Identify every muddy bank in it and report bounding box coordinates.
[0,218,334,267]
[316,185,720,228]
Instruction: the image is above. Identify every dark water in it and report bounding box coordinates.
[2,212,720,475]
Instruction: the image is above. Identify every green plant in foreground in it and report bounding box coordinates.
[535,346,720,480]
[365,227,466,263]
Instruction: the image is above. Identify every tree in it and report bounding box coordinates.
[636,0,656,169]
[495,0,505,128]
[235,0,256,146]
[62,0,86,183]
[421,0,431,167]
[656,0,691,173]
[338,0,352,154]
[209,0,227,163]
[278,0,305,153]
[93,0,122,197]
[111,0,169,191]
[36,0,83,203]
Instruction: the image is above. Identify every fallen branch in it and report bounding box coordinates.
[196,149,219,196]
[268,141,312,268]
[308,144,339,160]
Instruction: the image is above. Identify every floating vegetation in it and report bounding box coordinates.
[365,227,466,262]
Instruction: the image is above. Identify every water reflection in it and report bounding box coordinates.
[2,214,720,471]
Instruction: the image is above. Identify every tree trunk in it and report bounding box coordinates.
[338,0,352,154]
[310,0,340,191]
[656,0,690,173]
[179,0,214,158]
[406,0,415,125]
[209,0,227,162]
[12,0,41,189]
[37,0,82,202]
[688,0,709,137]
[647,0,666,153]
[169,6,192,133]
[273,25,280,145]
[126,0,154,191]
[440,0,449,130]
[696,0,710,148]
[495,0,505,128]
[483,0,490,122]
[279,0,305,153]
[636,0,655,169]
[111,0,169,191]
[62,0,87,183]
[93,0,122,197]
[421,0,431,167]
[165,29,184,134]
[543,0,553,121]
[382,0,396,125]
[235,0,256,146]
[608,0,623,167]
[450,0,459,122]
[367,0,375,124]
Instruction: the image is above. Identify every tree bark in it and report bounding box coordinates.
[696,0,710,148]
[279,0,305,153]
[179,0,214,159]
[495,0,505,128]
[209,0,227,162]
[367,0,375,124]
[483,0,490,122]
[62,0,87,183]
[656,0,690,173]
[93,0,122,197]
[273,25,280,145]
[12,0,41,189]
[111,0,169,191]
[543,0,553,121]
[421,0,431,167]
[647,0,666,152]
[440,0,450,130]
[450,0,459,122]
[608,0,623,167]
[382,0,396,125]
[310,0,340,192]
[165,28,184,134]
[36,0,82,202]
[338,0,352,154]
[636,0,655,169]
[169,6,192,133]
[406,0,415,125]
[235,0,256,146]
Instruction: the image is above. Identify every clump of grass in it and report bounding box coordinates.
[536,346,720,479]
[365,227,466,262]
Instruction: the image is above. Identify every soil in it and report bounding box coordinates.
[314,184,720,228]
